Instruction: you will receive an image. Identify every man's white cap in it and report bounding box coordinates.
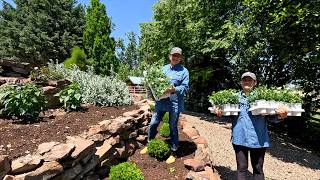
[241,72,256,81]
[170,47,182,55]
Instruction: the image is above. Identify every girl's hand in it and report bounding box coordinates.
[276,105,288,119]
[214,107,222,118]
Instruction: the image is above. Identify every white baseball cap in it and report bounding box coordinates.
[241,72,256,81]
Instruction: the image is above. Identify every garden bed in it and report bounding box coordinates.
[128,124,197,180]
[0,104,139,159]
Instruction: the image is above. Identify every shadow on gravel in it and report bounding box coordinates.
[268,132,320,170]
[183,111,320,170]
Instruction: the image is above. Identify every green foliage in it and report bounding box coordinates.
[143,63,172,98]
[160,123,170,138]
[208,89,239,105]
[83,0,117,75]
[139,0,319,114]
[117,31,140,68]
[148,139,171,160]
[163,112,169,123]
[109,162,144,180]
[248,86,303,103]
[64,46,87,70]
[0,83,47,118]
[30,66,64,83]
[55,82,82,111]
[49,62,132,106]
[0,0,85,64]
[149,103,155,111]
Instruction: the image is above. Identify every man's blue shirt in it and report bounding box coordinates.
[155,64,189,113]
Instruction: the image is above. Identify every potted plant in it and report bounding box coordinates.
[143,64,172,101]
[208,89,240,116]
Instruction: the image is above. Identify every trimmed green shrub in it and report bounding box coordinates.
[149,103,155,111]
[64,46,87,70]
[0,83,47,118]
[55,82,82,111]
[148,139,171,160]
[109,162,144,180]
[48,62,132,106]
[160,123,170,137]
[163,112,169,123]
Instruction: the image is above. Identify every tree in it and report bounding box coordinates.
[0,0,85,64]
[83,0,117,75]
[124,31,139,68]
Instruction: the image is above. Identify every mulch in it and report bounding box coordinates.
[0,104,139,159]
[128,124,197,180]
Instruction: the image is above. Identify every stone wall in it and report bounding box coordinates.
[0,100,151,180]
[0,59,33,77]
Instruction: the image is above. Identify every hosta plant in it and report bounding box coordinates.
[143,64,172,100]
[0,83,47,119]
[55,81,82,111]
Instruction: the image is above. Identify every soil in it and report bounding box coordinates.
[127,124,197,180]
[0,104,139,159]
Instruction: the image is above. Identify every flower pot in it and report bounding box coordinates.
[267,108,276,115]
[230,104,239,111]
[231,111,239,116]
[251,109,260,116]
[222,111,231,116]
[222,104,232,112]
[292,112,302,116]
[256,100,267,108]
[256,108,267,115]
[208,107,215,113]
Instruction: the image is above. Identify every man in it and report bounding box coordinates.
[215,72,288,180]
[140,47,189,164]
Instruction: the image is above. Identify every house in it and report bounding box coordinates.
[127,76,146,94]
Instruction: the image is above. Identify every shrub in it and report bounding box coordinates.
[109,162,144,180]
[149,103,155,111]
[0,83,47,118]
[30,66,64,83]
[160,123,170,137]
[163,112,169,123]
[148,139,171,160]
[55,82,82,111]
[64,46,87,70]
[48,62,132,106]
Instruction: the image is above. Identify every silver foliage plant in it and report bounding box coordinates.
[48,62,132,106]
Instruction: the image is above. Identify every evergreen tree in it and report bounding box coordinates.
[0,0,85,64]
[83,0,117,75]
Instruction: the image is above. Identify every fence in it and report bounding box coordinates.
[128,85,146,94]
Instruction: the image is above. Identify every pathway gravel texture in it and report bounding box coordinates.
[182,112,320,180]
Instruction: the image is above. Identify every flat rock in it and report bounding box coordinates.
[11,154,42,174]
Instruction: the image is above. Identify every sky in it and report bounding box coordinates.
[1,0,158,44]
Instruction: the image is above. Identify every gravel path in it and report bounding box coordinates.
[182,112,320,180]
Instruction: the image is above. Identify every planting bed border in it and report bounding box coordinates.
[0,99,220,180]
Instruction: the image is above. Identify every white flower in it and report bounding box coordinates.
[34,67,39,70]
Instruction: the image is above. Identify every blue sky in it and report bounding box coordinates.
[1,0,158,43]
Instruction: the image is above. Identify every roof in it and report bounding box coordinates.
[128,76,144,85]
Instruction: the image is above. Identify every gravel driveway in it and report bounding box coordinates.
[182,112,320,180]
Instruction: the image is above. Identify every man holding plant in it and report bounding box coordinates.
[215,72,288,180]
[140,47,189,164]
